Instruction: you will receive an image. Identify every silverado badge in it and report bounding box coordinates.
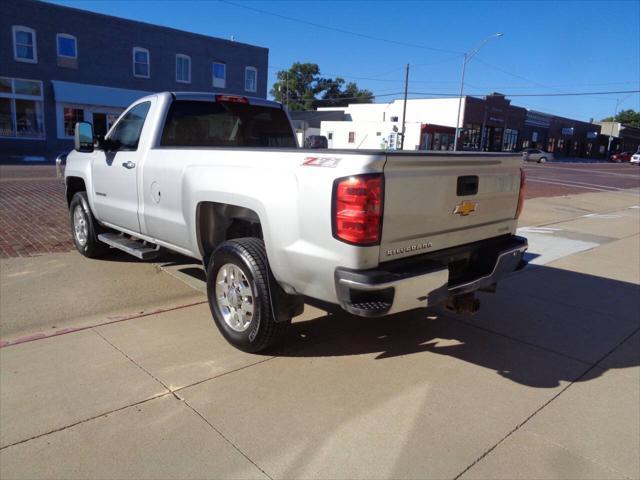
[453,200,478,216]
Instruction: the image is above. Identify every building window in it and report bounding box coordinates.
[502,128,518,151]
[348,132,355,143]
[133,47,150,78]
[462,123,482,150]
[0,77,44,139]
[245,66,257,93]
[63,107,84,136]
[547,137,556,152]
[56,34,77,58]
[212,62,226,88]
[176,54,191,84]
[12,26,37,63]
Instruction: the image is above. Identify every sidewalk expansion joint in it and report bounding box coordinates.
[453,325,640,480]
[0,392,172,451]
[92,328,172,393]
[442,311,595,368]
[93,328,274,478]
[181,397,274,480]
[530,202,640,230]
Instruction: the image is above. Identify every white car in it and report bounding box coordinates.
[63,92,528,352]
[631,151,640,165]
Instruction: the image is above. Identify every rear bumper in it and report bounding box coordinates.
[335,235,528,317]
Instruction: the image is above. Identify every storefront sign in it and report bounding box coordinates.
[532,132,539,142]
[562,127,574,136]
[586,131,598,139]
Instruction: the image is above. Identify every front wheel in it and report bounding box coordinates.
[206,238,290,352]
[69,192,110,258]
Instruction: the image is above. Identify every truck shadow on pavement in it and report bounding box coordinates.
[271,266,640,389]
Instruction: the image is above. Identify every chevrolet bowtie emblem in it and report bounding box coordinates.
[453,200,478,216]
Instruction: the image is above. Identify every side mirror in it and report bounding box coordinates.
[74,122,94,153]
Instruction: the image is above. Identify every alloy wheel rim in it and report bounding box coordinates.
[215,263,255,332]
[73,205,88,246]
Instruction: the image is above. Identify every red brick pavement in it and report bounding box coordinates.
[0,167,73,259]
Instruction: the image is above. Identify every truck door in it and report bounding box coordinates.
[91,100,151,233]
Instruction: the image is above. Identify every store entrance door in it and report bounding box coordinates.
[485,127,503,151]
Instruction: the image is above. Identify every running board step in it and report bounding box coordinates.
[97,233,161,260]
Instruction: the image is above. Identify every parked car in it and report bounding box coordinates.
[304,135,328,149]
[64,92,527,352]
[609,151,633,162]
[630,151,640,165]
[522,148,554,163]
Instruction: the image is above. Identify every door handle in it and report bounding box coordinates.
[122,161,136,169]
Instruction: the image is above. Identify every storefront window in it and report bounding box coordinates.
[64,107,84,136]
[14,79,42,96]
[0,77,44,138]
[547,138,556,152]
[0,99,14,136]
[502,129,518,151]
[433,133,453,151]
[15,99,42,137]
[0,78,11,94]
[462,124,481,150]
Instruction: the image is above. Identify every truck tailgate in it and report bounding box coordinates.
[380,153,522,262]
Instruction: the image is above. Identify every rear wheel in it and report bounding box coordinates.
[69,192,110,258]
[538,157,547,163]
[206,238,290,352]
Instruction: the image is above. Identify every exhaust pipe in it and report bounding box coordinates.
[444,293,480,314]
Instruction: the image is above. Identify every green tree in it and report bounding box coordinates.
[270,62,374,110]
[601,109,640,128]
[317,77,374,107]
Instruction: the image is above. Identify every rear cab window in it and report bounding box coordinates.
[160,100,296,148]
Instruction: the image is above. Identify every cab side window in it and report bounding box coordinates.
[108,101,151,150]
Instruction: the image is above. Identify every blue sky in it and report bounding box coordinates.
[49,0,639,121]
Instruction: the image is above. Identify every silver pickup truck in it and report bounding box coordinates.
[63,92,527,352]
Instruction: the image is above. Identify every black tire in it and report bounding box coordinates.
[206,238,290,352]
[69,192,110,258]
[538,157,547,163]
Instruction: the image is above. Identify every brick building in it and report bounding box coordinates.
[0,0,269,161]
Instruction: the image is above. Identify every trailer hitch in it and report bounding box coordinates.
[444,293,480,314]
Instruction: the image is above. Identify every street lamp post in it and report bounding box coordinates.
[453,33,503,152]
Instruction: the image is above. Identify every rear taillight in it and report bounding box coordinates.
[515,168,526,219]
[333,174,384,245]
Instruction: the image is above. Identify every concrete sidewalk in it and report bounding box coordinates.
[1,189,638,479]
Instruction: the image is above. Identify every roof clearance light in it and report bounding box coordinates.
[215,95,249,104]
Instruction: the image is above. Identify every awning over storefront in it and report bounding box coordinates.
[51,81,152,108]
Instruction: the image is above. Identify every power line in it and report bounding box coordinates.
[219,0,461,55]
[470,56,561,92]
[311,89,640,104]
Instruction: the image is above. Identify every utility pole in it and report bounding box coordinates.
[400,63,409,150]
[606,98,620,159]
